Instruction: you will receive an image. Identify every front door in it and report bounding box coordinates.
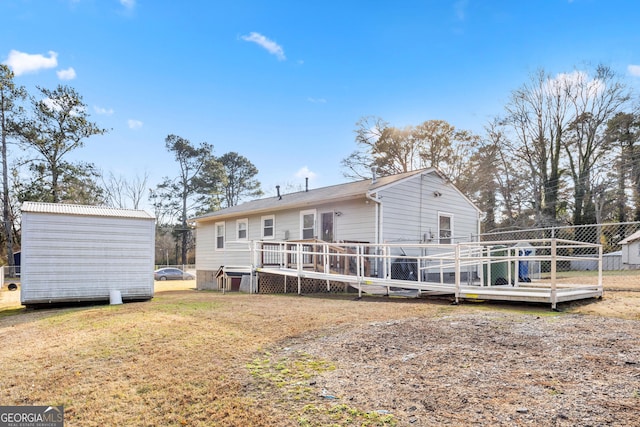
[321,212,334,242]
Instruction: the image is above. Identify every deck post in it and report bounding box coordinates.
[250,241,255,294]
[324,243,330,291]
[551,238,557,310]
[454,244,460,304]
[383,245,389,280]
[297,243,302,295]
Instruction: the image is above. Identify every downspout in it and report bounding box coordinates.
[366,191,383,278]
[366,192,382,245]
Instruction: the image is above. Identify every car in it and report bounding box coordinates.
[154,268,195,281]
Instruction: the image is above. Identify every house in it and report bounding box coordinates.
[191,168,481,291]
[20,202,156,306]
[619,230,640,269]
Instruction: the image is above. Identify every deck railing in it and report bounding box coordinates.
[251,238,603,307]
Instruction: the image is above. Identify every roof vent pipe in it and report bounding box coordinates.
[276,185,281,200]
[305,177,309,192]
[371,165,378,184]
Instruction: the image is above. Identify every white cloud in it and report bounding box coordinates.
[94,106,114,115]
[120,0,136,10]
[56,67,76,80]
[42,97,84,116]
[546,70,605,98]
[241,32,286,61]
[307,97,327,104]
[128,119,143,129]
[454,0,468,21]
[628,65,640,77]
[295,166,317,180]
[4,50,58,76]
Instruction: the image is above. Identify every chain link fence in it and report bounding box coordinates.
[476,222,640,273]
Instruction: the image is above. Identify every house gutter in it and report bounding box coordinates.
[366,191,382,245]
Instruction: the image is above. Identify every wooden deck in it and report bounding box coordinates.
[255,265,603,309]
[252,238,605,309]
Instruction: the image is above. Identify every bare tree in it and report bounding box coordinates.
[102,170,149,210]
[502,69,573,226]
[342,116,479,185]
[562,65,631,225]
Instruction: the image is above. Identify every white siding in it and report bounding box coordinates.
[21,209,155,305]
[379,172,479,244]
[194,198,378,270]
[622,242,640,267]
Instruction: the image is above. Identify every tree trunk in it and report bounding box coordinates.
[0,93,13,266]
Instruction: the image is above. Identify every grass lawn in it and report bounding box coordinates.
[0,276,638,426]
[0,283,461,426]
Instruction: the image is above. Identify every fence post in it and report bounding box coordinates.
[598,244,603,296]
[551,238,557,310]
[454,244,461,304]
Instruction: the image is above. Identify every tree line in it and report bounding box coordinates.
[343,64,639,233]
[0,65,262,266]
[2,62,638,266]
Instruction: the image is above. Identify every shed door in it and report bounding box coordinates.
[321,212,334,242]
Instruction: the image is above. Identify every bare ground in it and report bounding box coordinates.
[0,276,639,426]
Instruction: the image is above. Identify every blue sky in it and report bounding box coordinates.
[2,0,640,203]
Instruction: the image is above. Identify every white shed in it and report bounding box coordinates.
[619,230,640,269]
[20,202,155,306]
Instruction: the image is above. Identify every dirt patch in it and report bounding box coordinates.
[254,311,640,426]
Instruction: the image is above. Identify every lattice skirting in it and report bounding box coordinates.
[258,273,351,294]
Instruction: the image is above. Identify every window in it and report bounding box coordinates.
[215,222,225,250]
[438,213,453,244]
[236,218,248,240]
[262,215,275,239]
[300,209,316,240]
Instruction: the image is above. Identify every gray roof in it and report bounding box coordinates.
[192,168,444,223]
[619,229,640,245]
[21,202,155,219]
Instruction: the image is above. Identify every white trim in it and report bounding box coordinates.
[261,215,275,240]
[438,212,454,244]
[215,221,225,250]
[300,209,317,240]
[236,218,248,241]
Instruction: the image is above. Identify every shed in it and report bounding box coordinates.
[619,230,640,269]
[20,202,155,306]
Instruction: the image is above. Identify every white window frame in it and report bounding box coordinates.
[261,215,275,240]
[438,212,454,244]
[215,222,225,250]
[300,209,317,240]
[236,218,248,241]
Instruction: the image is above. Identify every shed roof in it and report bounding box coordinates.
[21,202,155,220]
[191,168,477,223]
[619,229,640,245]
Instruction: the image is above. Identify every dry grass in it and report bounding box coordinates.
[0,275,638,426]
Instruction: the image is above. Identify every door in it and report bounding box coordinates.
[321,212,334,242]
